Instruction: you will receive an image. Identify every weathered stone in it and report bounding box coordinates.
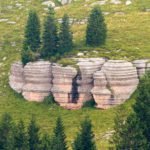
[51,64,77,105]
[42,1,55,7]
[92,60,139,109]
[77,58,105,104]
[125,0,132,5]
[9,61,24,93]
[110,0,121,4]
[133,60,149,78]
[91,71,112,109]
[22,61,52,102]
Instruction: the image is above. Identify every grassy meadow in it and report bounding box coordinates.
[0,0,150,149]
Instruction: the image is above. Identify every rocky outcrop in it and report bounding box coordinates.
[92,60,139,109]
[9,62,24,93]
[22,61,52,102]
[9,59,145,109]
[51,64,77,105]
[77,58,105,104]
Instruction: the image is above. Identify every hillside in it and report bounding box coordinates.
[0,0,150,149]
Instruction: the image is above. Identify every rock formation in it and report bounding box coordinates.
[77,58,105,104]
[51,64,77,105]
[22,61,52,102]
[91,60,139,109]
[9,58,146,109]
[9,61,24,93]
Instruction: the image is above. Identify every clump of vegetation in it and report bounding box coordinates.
[83,99,96,108]
[43,95,55,105]
[86,6,107,46]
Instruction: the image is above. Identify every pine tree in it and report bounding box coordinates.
[41,133,52,150]
[28,116,40,150]
[15,120,29,150]
[58,14,73,55]
[22,10,40,65]
[86,6,107,46]
[133,71,150,148]
[0,113,15,150]
[42,6,58,58]
[23,10,40,52]
[73,117,96,150]
[51,117,67,150]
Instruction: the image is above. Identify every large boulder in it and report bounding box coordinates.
[51,64,77,105]
[77,58,105,104]
[92,60,139,109]
[22,61,52,102]
[9,61,24,93]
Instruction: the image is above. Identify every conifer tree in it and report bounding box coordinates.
[58,14,73,55]
[51,117,67,150]
[15,120,29,150]
[0,113,15,150]
[22,10,40,65]
[111,106,147,149]
[73,117,96,150]
[28,116,40,150]
[42,6,58,58]
[23,10,40,52]
[86,6,107,46]
[133,71,150,148]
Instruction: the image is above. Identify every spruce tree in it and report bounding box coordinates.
[22,10,40,65]
[73,117,96,150]
[15,120,29,150]
[0,113,15,150]
[86,6,107,46]
[42,6,58,58]
[133,71,150,148]
[23,10,40,52]
[58,14,73,55]
[51,117,67,150]
[28,116,40,150]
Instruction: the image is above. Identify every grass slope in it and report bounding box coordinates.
[0,0,149,149]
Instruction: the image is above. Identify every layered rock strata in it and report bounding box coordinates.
[91,60,139,109]
[51,64,78,105]
[77,58,106,104]
[133,59,150,78]
[9,59,144,109]
[22,61,52,102]
[9,62,24,93]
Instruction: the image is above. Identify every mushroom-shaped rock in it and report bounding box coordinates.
[51,65,77,105]
[92,60,139,109]
[22,61,52,102]
[9,61,24,93]
[77,58,105,104]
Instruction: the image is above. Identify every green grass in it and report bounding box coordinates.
[0,0,150,149]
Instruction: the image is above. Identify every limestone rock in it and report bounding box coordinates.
[9,61,24,93]
[77,58,105,104]
[51,64,77,105]
[133,60,149,78]
[110,0,121,4]
[42,1,55,7]
[22,61,52,102]
[91,71,112,109]
[92,60,139,109]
